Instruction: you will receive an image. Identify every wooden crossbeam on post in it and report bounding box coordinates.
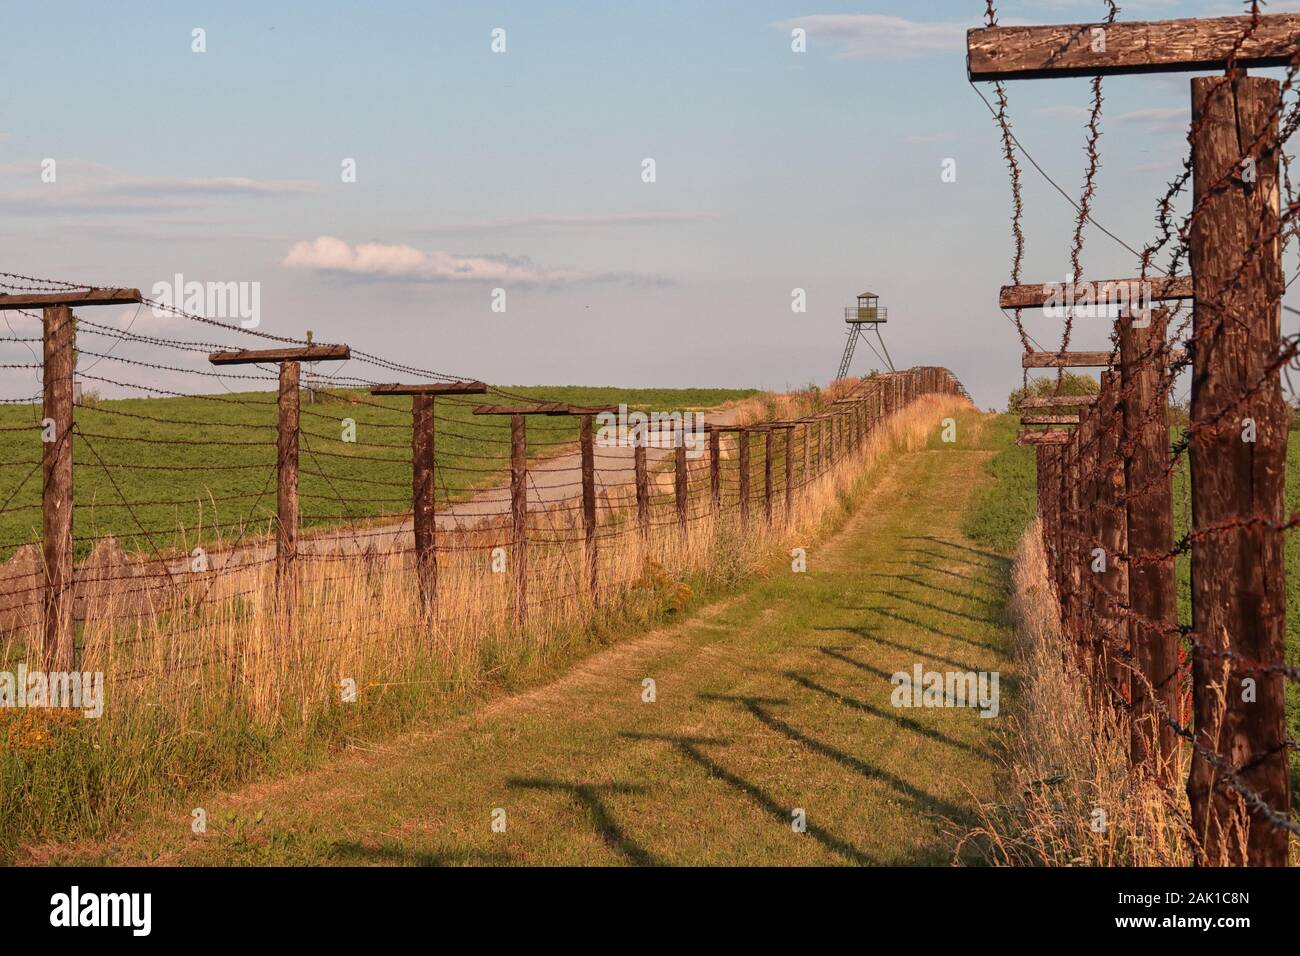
[209,342,352,627]
[1022,350,1116,368]
[1021,414,1080,426]
[967,13,1300,81]
[999,276,1193,309]
[1119,310,1179,782]
[369,381,487,618]
[1016,429,1073,446]
[0,288,142,310]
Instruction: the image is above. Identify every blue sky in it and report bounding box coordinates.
[3,0,1298,407]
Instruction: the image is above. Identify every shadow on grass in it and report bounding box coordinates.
[902,535,1012,568]
[698,693,978,830]
[507,777,659,866]
[621,730,876,865]
[849,605,998,653]
[324,842,513,866]
[784,670,991,760]
[812,625,983,673]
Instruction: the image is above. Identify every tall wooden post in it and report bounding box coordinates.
[763,428,774,525]
[783,426,794,522]
[1120,310,1179,780]
[411,394,436,614]
[41,305,75,672]
[1187,73,1290,867]
[802,423,811,487]
[276,360,301,623]
[580,414,598,599]
[634,439,649,537]
[674,433,688,538]
[371,381,487,620]
[818,418,826,474]
[510,414,528,628]
[709,429,721,513]
[1095,371,1129,706]
[738,428,751,527]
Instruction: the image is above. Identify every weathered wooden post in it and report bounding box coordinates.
[510,414,527,627]
[763,427,774,525]
[709,427,721,513]
[1118,310,1179,779]
[1186,72,1290,866]
[580,414,598,597]
[634,438,649,538]
[738,428,751,527]
[0,286,142,672]
[1094,371,1129,706]
[211,343,351,625]
[674,429,688,539]
[783,425,795,522]
[802,422,811,486]
[42,305,75,673]
[371,381,487,617]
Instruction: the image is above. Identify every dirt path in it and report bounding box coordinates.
[33,432,1014,866]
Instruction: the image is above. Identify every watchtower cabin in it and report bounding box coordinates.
[835,291,893,381]
[845,292,887,324]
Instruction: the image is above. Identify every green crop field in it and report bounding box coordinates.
[0,385,756,561]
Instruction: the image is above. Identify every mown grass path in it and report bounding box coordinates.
[34,428,1016,866]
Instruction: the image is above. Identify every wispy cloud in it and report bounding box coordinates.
[0,162,318,217]
[415,212,714,236]
[1116,106,1189,135]
[281,236,591,285]
[775,14,972,60]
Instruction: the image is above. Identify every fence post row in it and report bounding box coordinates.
[976,10,1297,865]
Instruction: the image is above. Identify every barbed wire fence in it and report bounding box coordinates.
[0,268,966,725]
[975,1,1300,865]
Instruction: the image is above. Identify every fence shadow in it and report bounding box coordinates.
[507,776,659,867]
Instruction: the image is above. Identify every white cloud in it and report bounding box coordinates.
[281,236,590,284]
[417,212,713,235]
[775,14,971,59]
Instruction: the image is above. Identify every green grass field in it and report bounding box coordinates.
[961,413,1300,797]
[0,385,756,561]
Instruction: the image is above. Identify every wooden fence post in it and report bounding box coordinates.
[674,433,688,538]
[1187,73,1290,866]
[763,428,774,524]
[1120,309,1179,780]
[1095,371,1130,707]
[510,414,527,628]
[580,414,598,599]
[802,422,811,486]
[709,428,721,513]
[738,428,751,527]
[41,305,75,672]
[411,394,436,614]
[634,438,649,538]
[276,360,301,625]
[783,425,794,522]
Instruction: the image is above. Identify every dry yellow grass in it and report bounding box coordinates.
[956,519,1197,866]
